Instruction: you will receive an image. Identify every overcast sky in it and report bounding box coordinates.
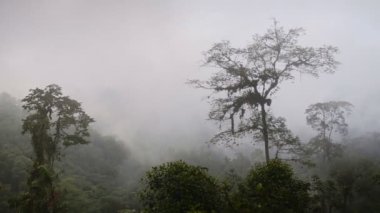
[1,0,379,154]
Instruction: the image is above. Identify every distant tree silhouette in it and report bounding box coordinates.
[190,21,339,163]
[305,101,353,161]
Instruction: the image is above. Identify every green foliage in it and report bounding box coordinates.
[9,163,63,213]
[57,132,142,212]
[308,134,380,213]
[0,92,140,212]
[0,93,31,212]
[139,160,224,213]
[22,84,94,166]
[13,84,94,212]
[310,175,341,213]
[311,157,380,213]
[2,91,380,212]
[236,160,310,213]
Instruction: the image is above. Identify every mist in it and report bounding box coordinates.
[2,0,380,147]
[1,1,380,211]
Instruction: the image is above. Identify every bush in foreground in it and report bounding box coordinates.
[236,160,310,213]
[139,160,223,213]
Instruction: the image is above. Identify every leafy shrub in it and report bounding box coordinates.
[236,160,310,213]
[139,160,224,213]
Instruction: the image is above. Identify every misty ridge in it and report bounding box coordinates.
[1,1,380,213]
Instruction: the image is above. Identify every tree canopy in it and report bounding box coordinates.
[236,160,310,213]
[12,84,94,212]
[305,101,353,161]
[22,84,94,166]
[190,21,339,163]
[139,160,224,213]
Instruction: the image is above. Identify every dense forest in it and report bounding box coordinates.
[1,87,380,212]
[1,1,380,212]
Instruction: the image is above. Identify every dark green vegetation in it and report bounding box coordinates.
[140,160,223,213]
[11,85,94,212]
[236,160,309,213]
[0,92,144,212]
[1,23,380,212]
[139,160,310,213]
[1,91,380,212]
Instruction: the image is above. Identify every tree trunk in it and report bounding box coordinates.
[260,103,270,163]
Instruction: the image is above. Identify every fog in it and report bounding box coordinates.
[1,0,380,160]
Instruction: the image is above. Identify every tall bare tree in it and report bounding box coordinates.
[190,21,339,163]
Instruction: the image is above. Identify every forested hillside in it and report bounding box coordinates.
[0,92,142,212]
[0,92,257,212]
[1,1,380,212]
[1,89,380,212]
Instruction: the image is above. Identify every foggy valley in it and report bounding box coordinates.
[1,0,380,212]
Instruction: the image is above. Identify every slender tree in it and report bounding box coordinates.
[190,21,339,163]
[13,84,94,212]
[305,101,353,161]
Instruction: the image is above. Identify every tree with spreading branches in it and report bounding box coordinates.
[305,101,353,162]
[190,21,339,163]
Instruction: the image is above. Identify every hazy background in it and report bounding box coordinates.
[1,0,379,160]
